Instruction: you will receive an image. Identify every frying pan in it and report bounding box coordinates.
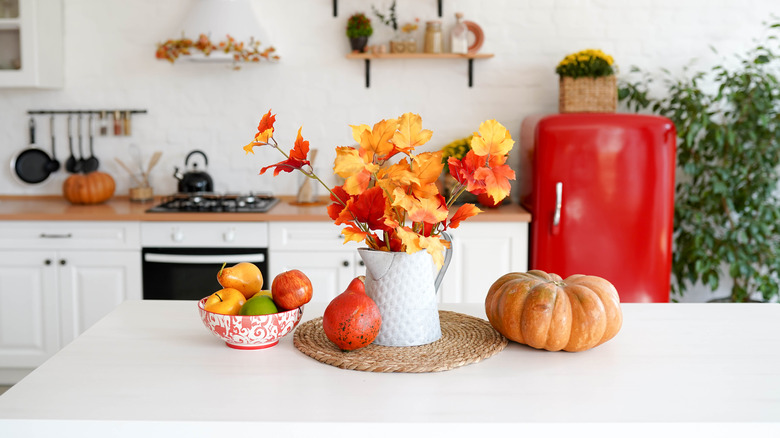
[11,117,53,184]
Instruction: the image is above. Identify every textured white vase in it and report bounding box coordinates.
[358,237,452,347]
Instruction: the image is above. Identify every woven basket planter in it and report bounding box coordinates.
[559,75,617,113]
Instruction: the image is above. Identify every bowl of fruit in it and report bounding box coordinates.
[198,263,313,350]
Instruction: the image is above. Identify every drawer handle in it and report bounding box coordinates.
[60,259,67,266]
[342,260,350,267]
[39,233,73,239]
[44,259,52,265]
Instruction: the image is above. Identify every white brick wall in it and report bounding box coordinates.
[1,0,777,300]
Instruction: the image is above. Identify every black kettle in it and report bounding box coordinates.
[174,150,214,193]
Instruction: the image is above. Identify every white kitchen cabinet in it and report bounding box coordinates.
[438,221,529,304]
[0,221,141,383]
[0,0,63,88]
[269,220,528,304]
[269,222,364,303]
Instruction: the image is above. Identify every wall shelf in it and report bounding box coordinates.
[333,0,443,17]
[345,52,494,88]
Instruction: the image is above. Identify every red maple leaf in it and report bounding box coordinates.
[351,187,393,232]
[259,127,311,176]
[448,151,488,195]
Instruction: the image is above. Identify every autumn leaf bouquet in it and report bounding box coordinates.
[243,110,515,268]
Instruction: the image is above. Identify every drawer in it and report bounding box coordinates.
[269,222,360,252]
[0,221,140,250]
[141,222,268,248]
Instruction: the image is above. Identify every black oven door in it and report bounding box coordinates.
[142,248,268,300]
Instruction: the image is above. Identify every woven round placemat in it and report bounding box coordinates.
[293,310,508,373]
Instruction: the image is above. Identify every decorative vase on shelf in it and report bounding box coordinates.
[390,31,406,53]
[358,233,452,347]
[349,36,369,53]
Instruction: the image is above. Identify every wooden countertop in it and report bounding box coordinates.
[0,195,532,222]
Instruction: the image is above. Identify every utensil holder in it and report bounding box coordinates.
[129,186,153,202]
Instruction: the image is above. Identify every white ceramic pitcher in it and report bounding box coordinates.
[357,233,452,347]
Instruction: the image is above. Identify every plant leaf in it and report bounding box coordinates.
[470,120,514,157]
[449,203,482,229]
[392,113,433,154]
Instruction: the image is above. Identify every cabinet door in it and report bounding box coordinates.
[270,251,356,303]
[0,0,63,88]
[0,250,60,368]
[438,222,529,304]
[57,250,141,346]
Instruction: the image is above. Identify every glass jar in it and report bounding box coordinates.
[450,13,468,54]
[423,21,443,54]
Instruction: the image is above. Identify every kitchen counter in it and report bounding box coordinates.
[0,195,532,222]
[0,301,778,437]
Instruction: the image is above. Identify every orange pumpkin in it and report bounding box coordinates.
[62,171,116,205]
[485,270,623,352]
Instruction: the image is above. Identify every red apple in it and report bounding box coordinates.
[271,269,313,310]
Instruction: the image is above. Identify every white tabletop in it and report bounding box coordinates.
[1,300,779,437]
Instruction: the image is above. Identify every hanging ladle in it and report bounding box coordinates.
[65,115,82,173]
[44,115,61,173]
[77,114,88,172]
[83,114,99,173]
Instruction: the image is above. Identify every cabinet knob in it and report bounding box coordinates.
[359,260,365,267]
[59,259,67,266]
[172,227,184,242]
[44,259,52,265]
[342,260,350,267]
[223,228,236,242]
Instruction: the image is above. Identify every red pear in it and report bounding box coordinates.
[322,276,381,351]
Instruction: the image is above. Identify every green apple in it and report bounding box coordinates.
[239,295,278,316]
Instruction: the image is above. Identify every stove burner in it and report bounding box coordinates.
[146,192,279,213]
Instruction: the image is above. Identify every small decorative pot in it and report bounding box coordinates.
[358,233,452,347]
[349,36,369,53]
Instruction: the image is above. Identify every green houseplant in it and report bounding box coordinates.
[619,23,780,303]
[346,13,373,53]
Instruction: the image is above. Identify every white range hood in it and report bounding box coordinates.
[177,0,270,62]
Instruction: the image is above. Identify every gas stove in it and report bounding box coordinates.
[146,192,279,213]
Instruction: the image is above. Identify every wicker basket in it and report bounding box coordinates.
[559,75,617,113]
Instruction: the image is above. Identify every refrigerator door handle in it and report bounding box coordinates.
[553,182,563,228]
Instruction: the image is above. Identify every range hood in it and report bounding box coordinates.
[177,0,271,63]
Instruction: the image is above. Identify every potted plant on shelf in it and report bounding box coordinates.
[346,13,373,53]
[556,49,617,113]
[243,110,515,345]
[619,21,780,303]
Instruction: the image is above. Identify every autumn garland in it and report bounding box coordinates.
[243,110,515,268]
[155,34,279,68]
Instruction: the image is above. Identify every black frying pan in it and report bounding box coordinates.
[12,117,53,184]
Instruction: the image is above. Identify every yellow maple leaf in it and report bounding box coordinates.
[334,147,367,179]
[349,124,371,143]
[471,120,514,157]
[390,187,416,211]
[410,151,444,198]
[396,227,422,254]
[343,169,373,195]
[419,235,450,269]
[392,113,433,154]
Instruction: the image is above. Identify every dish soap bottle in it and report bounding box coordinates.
[450,12,468,54]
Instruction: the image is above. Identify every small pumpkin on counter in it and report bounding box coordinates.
[485,270,623,352]
[62,171,116,205]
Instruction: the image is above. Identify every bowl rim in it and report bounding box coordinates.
[197,296,303,318]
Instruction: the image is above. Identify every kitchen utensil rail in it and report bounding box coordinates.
[27,109,148,115]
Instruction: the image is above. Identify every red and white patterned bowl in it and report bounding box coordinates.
[198,297,304,350]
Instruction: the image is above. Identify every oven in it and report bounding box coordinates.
[141,222,269,300]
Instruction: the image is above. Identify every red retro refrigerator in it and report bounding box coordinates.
[522,113,676,303]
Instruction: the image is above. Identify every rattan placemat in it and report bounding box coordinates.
[293,310,508,373]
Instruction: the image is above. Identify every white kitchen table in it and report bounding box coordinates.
[0,301,779,437]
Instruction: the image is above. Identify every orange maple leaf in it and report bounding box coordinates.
[334,147,379,195]
[474,163,516,203]
[448,203,482,229]
[356,118,398,161]
[392,113,432,155]
[341,225,369,244]
[407,196,449,224]
[259,127,310,176]
[376,159,419,197]
[396,227,423,254]
[327,185,355,223]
